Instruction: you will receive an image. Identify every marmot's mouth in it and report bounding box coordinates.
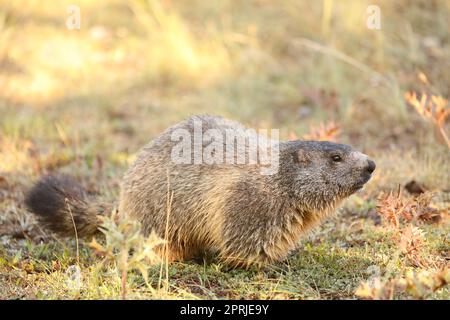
[353,173,373,191]
[349,182,362,191]
[362,172,373,183]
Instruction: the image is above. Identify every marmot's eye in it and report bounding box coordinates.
[331,155,342,162]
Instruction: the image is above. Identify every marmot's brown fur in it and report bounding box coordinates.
[25,115,375,268]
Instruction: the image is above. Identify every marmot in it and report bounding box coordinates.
[25,115,375,268]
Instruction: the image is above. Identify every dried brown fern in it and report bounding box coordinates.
[377,188,443,227]
[404,87,450,148]
[398,225,427,268]
[302,121,341,141]
[376,189,445,267]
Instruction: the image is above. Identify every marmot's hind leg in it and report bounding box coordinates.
[156,245,186,263]
[156,243,202,264]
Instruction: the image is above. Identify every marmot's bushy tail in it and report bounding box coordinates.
[25,175,109,238]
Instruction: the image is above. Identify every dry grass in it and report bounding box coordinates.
[0,0,449,299]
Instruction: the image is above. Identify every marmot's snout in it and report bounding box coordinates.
[347,151,375,191]
[366,159,376,174]
[359,157,376,187]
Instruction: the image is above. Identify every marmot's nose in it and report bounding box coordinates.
[366,159,376,174]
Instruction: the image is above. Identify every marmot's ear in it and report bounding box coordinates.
[294,149,311,165]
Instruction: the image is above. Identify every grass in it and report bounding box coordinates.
[0,0,449,299]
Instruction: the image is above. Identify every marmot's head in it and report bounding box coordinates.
[280,141,375,210]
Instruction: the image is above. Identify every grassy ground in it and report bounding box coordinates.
[0,0,449,299]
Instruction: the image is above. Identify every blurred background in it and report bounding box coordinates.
[0,0,449,300]
[0,0,449,202]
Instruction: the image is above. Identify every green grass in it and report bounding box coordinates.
[0,208,448,299]
[0,0,449,299]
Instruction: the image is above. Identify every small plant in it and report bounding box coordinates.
[356,269,450,300]
[398,225,427,268]
[89,211,165,299]
[377,188,411,229]
[355,277,398,300]
[376,189,443,267]
[377,188,444,227]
